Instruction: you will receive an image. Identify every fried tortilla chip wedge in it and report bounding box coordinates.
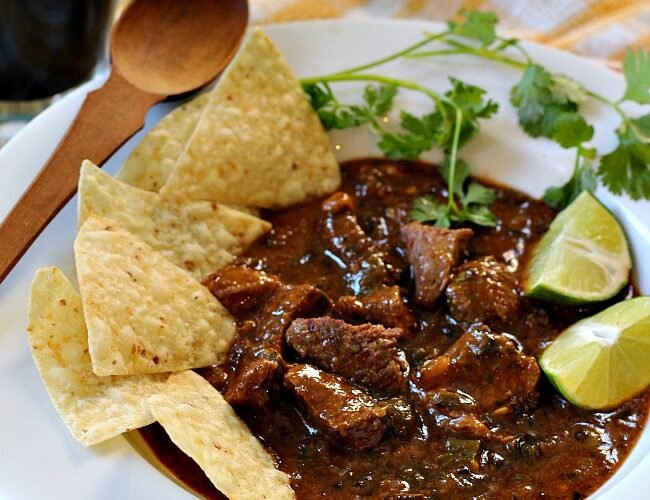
[116,93,210,192]
[148,371,295,500]
[78,161,270,279]
[26,267,169,446]
[160,28,340,209]
[74,216,236,376]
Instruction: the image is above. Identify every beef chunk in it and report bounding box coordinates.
[284,364,387,450]
[321,192,392,294]
[223,347,284,407]
[256,284,331,351]
[445,256,520,324]
[286,317,407,395]
[416,388,494,440]
[202,265,280,316]
[223,285,330,408]
[206,266,330,408]
[334,285,416,334]
[401,223,473,307]
[416,324,540,411]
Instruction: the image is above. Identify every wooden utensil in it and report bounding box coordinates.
[0,0,248,284]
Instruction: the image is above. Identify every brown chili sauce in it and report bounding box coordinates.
[139,159,649,499]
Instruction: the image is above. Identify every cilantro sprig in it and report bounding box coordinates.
[301,43,499,227]
[410,159,497,227]
[300,8,650,227]
[408,9,650,208]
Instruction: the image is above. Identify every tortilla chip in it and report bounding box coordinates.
[148,371,294,500]
[78,161,271,279]
[117,93,210,191]
[74,215,236,376]
[26,267,169,446]
[160,28,340,209]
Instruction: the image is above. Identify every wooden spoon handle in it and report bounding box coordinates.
[0,71,164,283]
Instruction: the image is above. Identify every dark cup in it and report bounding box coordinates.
[0,0,114,117]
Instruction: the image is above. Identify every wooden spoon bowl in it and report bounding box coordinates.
[114,0,247,95]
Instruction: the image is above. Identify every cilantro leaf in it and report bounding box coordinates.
[445,78,499,148]
[412,160,497,228]
[303,83,398,131]
[448,9,498,46]
[598,147,649,200]
[377,111,439,159]
[400,110,442,137]
[459,182,497,226]
[377,78,496,162]
[364,85,398,116]
[510,64,554,135]
[378,133,431,160]
[464,181,496,206]
[439,157,470,197]
[461,203,497,226]
[410,195,452,228]
[622,48,650,104]
[598,123,650,200]
[447,78,499,118]
[544,161,597,209]
[510,64,595,151]
[303,83,369,129]
[551,113,594,148]
[410,183,497,228]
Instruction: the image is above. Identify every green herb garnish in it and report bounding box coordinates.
[412,9,650,208]
[411,159,497,228]
[300,8,650,227]
[301,49,498,227]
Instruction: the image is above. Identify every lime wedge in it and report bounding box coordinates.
[525,191,631,304]
[540,297,650,409]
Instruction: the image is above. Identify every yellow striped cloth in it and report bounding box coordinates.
[249,0,650,66]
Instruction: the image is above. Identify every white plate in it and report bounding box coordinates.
[0,19,648,500]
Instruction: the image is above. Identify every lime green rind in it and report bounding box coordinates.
[524,191,632,304]
[526,280,629,305]
[539,297,650,410]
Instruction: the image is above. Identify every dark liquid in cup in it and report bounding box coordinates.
[0,0,113,101]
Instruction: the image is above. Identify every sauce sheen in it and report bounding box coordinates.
[140,159,649,499]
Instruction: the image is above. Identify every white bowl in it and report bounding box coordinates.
[0,19,648,499]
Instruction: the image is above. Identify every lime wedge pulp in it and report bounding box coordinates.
[540,297,650,409]
[525,191,631,304]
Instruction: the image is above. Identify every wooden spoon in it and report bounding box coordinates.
[0,0,248,284]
